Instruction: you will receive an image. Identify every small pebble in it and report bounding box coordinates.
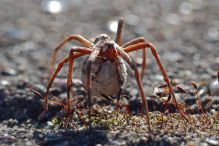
[179,2,193,15]
[25,141,33,146]
[111,140,126,146]
[0,86,10,99]
[166,13,181,25]
[1,67,17,76]
[187,141,196,146]
[130,88,138,96]
[6,119,18,127]
[50,87,62,96]
[184,96,196,106]
[200,142,208,146]
[205,138,219,146]
[209,80,219,96]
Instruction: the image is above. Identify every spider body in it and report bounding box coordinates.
[81,34,127,97]
[39,18,189,132]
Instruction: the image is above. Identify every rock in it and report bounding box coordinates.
[129,88,138,97]
[187,141,197,146]
[1,67,17,76]
[200,142,208,146]
[4,119,18,127]
[184,96,196,106]
[128,96,141,114]
[111,140,126,146]
[50,87,62,96]
[0,86,10,99]
[209,80,219,96]
[212,96,219,105]
[205,138,219,146]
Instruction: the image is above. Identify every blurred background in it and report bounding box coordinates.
[0,0,219,109]
[0,0,218,84]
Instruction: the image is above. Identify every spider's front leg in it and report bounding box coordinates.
[66,48,92,113]
[124,42,189,122]
[114,18,146,80]
[39,47,92,120]
[115,18,124,46]
[122,37,147,80]
[50,35,93,73]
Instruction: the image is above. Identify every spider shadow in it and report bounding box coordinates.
[33,126,109,146]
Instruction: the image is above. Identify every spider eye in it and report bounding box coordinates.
[93,38,99,44]
[94,34,110,44]
[108,42,115,49]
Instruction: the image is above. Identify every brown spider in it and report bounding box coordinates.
[40,18,188,132]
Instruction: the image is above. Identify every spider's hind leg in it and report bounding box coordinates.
[123,42,189,122]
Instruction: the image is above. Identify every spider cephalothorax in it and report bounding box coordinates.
[93,34,110,44]
[39,18,189,132]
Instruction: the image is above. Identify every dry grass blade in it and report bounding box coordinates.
[176,86,187,94]
[218,71,219,83]
[30,87,43,98]
[191,81,198,90]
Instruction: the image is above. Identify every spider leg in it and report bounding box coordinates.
[122,37,147,80]
[115,18,124,46]
[115,88,123,100]
[86,47,100,128]
[123,42,189,122]
[114,19,146,80]
[218,71,219,83]
[116,47,152,132]
[39,47,92,120]
[114,18,127,100]
[122,37,145,48]
[66,47,92,114]
[50,35,93,73]
[116,88,123,101]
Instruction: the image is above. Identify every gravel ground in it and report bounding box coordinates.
[0,0,219,145]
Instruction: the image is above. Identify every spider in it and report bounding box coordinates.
[39,18,188,132]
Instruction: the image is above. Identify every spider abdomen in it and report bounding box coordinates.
[81,57,127,97]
